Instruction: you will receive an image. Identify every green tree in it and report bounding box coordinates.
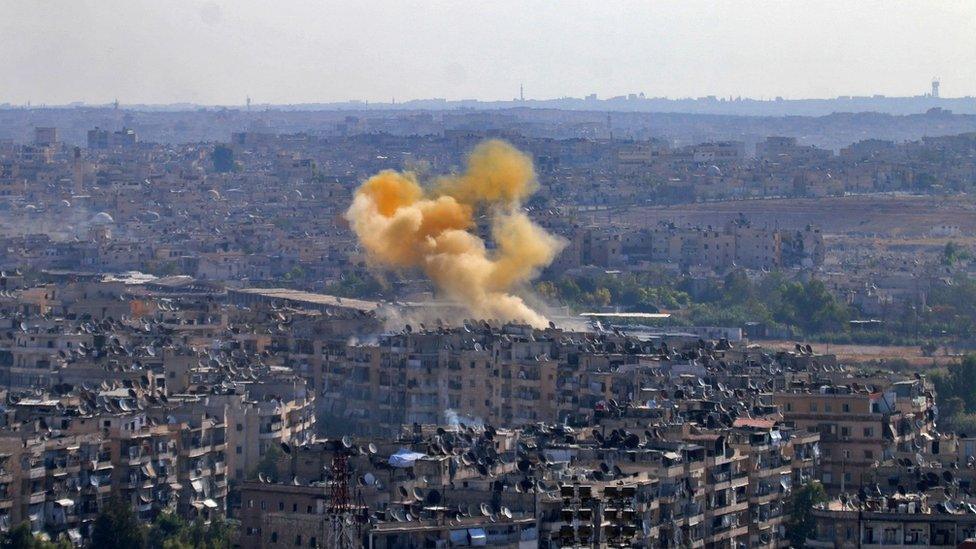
[933,355,976,413]
[0,522,36,549]
[148,512,185,549]
[250,443,283,482]
[91,497,146,549]
[942,241,970,266]
[786,481,828,548]
[146,512,233,549]
[0,522,69,549]
[211,145,235,173]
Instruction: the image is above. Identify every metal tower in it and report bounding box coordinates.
[328,452,358,548]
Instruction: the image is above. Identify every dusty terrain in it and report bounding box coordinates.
[761,340,958,367]
[615,195,976,236]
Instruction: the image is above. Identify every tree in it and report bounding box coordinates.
[942,241,970,266]
[250,443,283,482]
[211,145,235,173]
[933,355,976,415]
[0,522,78,549]
[0,522,36,549]
[147,512,185,549]
[146,512,233,549]
[91,497,146,549]
[786,481,828,547]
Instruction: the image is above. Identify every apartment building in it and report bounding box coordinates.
[773,379,935,493]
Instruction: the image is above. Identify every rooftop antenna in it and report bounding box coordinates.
[328,443,361,548]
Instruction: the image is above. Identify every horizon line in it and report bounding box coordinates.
[3,92,974,111]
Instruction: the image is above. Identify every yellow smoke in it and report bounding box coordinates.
[345,140,563,328]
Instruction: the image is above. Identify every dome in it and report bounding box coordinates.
[91,212,115,225]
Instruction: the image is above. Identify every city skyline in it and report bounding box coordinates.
[1,1,975,106]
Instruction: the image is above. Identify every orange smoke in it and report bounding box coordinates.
[345,140,563,327]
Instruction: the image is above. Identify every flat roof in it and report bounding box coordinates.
[580,312,672,319]
[231,288,380,312]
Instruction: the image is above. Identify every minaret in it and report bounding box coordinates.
[520,83,524,102]
[71,147,86,195]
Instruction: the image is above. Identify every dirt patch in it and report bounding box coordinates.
[615,195,976,237]
[760,339,957,367]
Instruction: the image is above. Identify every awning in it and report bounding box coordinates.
[203,499,218,509]
[468,528,487,546]
[67,529,81,543]
[169,483,183,490]
[389,448,426,468]
[449,530,469,545]
[190,501,204,510]
[54,499,75,507]
[191,480,204,493]
[141,463,156,478]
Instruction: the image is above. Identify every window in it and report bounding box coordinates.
[843,472,852,483]
[236,446,242,455]
[270,532,278,543]
[841,426,850,437]
[864,427,874,438]
[809,403,817,412]
[278,501,284,511]
[309,537,317,548]
[864,450,873,460]
[825,403,832,412]
[295,535,302,545]
[236,423,243,432]
[842,403,850,412]
[785,403,792,412]
[261,501,266,510]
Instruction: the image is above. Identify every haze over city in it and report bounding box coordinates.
[5,3,976,548]
[2,1,976,105]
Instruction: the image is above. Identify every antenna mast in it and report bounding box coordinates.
[328,440,365,548]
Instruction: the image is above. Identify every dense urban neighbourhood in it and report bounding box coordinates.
[1,108,976,548]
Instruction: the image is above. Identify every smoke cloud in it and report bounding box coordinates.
[345,140,564,328]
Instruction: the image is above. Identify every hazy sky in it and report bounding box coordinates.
[2,1,975,105]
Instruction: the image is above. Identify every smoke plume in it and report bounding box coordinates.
[345,140,563,328]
